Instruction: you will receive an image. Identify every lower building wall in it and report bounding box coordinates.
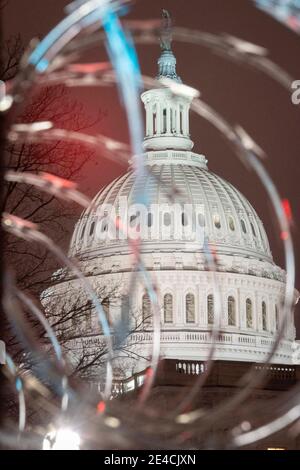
[116,360,300,449]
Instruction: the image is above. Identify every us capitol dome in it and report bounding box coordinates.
[44,14,299,377]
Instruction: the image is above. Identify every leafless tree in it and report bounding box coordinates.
[1,28,106,294]
[41,274,152,382]
[3,83,105,293]
[1,33,106,364]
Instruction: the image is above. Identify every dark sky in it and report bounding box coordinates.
[3,0,300,333]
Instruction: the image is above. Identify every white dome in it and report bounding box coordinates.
[70,151,272,266]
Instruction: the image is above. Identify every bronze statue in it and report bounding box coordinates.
[160,9,172,51]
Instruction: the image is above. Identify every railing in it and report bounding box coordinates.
[108,360,298,397]
[111,370,146,397]
[70,330,293,357]
[254,364,297,382]
[175,361,205,375]
[128,330,292,353]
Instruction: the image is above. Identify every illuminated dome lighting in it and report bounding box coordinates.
[71,161,274,266]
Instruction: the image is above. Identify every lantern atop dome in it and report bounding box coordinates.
[141,10,193,152]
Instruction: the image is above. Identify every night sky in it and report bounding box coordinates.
[3,0,300,333]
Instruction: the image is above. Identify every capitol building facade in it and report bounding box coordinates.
[44,21,300,381]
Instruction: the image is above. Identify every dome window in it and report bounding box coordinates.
[180,105,183,134]
[228,216,235,231]
[152,104,157,135]
[142,293,151,324]
[86,309,92,330]
[207,294,214,325]
[246,298,253,328]
[164,212,172,226]
[262,301,267,331]
[100,212,109,233]
[130,212,139,226]
[80,224,86,240]
[228,296,236,326]
[186,293,195,323]
[182,212,188,226]
[147,212,153,227]
[164,294,173,323]
[163,108,167,134]
[213,214,221,229]
[89,221,95,236]
[241,219,247,233]
[251,222,256,237]
[103,298,110,319]
[198,213,205,227]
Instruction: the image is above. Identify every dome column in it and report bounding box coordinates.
[166,105,171,133]
[198,285,205,327]
[176,284,184,326]
[254,293,260,332]
[176,102,180,134]
[183,107,188,135]
[157,101,162,134]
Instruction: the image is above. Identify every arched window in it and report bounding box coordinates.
[262,301,267,331]
[275,305,279,331]
[246,298,253,328]
[89,221,95,236]
[228,296,236,326]
[181,212,188,226]
[207,294,214,325]
[103,298,110,316]
[180,106,183,134]
[228,216,235,231]
[153,107,157,135]
[241,219,247,233]
[147,213,153,227]
[142,293,151,324]
[163,108,167,134]
[198,213,205,227]
[164,294,173,323]
[100,215,108,232]
[80,224,86,240]
[130,212,140,227]
[251,222,256,237]
[186,294,195,323]
[214,214,221,229]
[86,309,92,330]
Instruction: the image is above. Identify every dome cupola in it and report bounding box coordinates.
[141,10,194,152]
